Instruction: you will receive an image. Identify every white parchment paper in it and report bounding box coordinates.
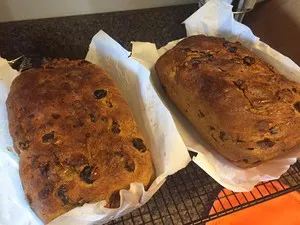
[131,0,300,192]
[0,31,190,225]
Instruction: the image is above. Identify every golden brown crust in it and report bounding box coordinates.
[6,59,155,223]
[155,35,300,168]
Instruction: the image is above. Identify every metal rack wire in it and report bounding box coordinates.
[107,158,300,225]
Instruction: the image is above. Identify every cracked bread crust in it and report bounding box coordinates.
[155,35,300,168]
[6,59,155,223]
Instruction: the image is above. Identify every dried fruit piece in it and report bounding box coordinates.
[101,116,108,122]
[19,140,30,150]
[207,54,214,61]
[191,59,201,68]
[111,120,121,134]
[198,110,205,118]
[256,139,275,148]
[219,131,226,141]
[106,100,113,108]
[38,183,53,199]
[125,159,135,172]
[132,138,147,152]
[243,56,255,66]
[57,184,68,205]
[80,166,99,184]
[51,114,60,119]
[234,79,247,90]
[94,89,107,99]
[269,127,279,135]
[294,102,300,112]
[228,46,237,53]
[223,41,230,48]
[89,113,96,123]
[42,131,55,143]
[88,167,100,181]
[209,126,215,130]
[80,166,93,184]
[40,163,50,178]
[73,120,84,128]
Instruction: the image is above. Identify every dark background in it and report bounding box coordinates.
[1,2,299,65]
[0,4,198,60]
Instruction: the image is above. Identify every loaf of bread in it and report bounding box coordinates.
[6,59,155,223]
[155,35,300,168]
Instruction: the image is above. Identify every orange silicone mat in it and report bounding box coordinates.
[207,181,300,225]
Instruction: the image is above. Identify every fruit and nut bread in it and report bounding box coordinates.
[156,35,300,168]
[6,59,155,223]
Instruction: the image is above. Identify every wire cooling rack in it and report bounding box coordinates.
[107,157,300,225]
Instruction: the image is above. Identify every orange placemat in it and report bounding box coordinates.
[207,181,300,225]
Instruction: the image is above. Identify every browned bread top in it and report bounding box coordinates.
[156,35,300,168]
[6,59,155,223]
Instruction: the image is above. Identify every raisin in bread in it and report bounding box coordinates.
[6,59,155,223]
[155,35,300,168]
